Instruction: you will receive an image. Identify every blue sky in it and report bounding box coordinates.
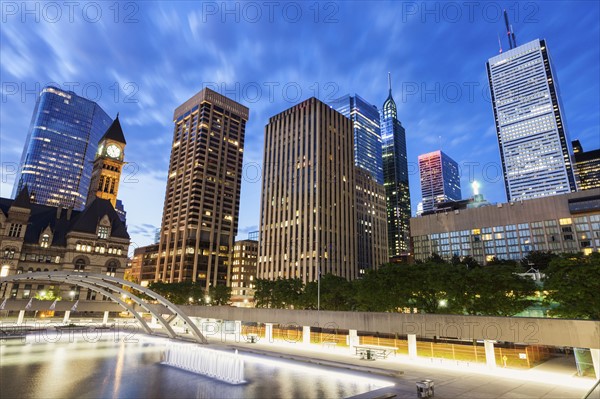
[1,1,599,251]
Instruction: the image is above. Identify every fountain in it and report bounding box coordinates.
[162,343,245,384]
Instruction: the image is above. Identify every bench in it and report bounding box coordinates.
[354,345,398,360]
[322,340,337,349]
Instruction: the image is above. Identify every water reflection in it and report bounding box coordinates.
[1,334,392,399]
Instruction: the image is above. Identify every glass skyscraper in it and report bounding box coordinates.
[381,76,411,258]
[329,94,384,184]
[13,86,112,210]
[487,39,576,202]
[418,150,462,212]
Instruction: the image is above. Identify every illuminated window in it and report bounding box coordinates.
[40,234,50,248]
[98,226,110,239]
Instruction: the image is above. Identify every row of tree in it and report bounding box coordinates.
[144,281,232,306]
[254,252,600,319]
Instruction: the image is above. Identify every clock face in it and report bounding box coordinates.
[106,144,121,159]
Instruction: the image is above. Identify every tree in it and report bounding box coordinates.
[521,251,559,272]
[317,274,355,311]
[147,281,205,305]
[208,285,232,306]
[543,252,600,320]
[461,264,537,316]
[35,286,61,301]
[254,279,276,308]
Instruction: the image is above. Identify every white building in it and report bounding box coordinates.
[487,39,577,202]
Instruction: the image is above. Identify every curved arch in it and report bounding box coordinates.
[0,272,207,344]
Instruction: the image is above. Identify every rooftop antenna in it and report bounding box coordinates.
[388,72,392,94]
[503,10,513,50]
[510,24,517,48]
[497,33,503,53]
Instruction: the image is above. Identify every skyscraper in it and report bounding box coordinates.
[155,88,248,288]
[381,74,411,258]
[354,167,388,274]
[418,150,462,213]
[258,98,357,283]
[330,94,388,272]
[487,39,577,202]
[329,94,384,184]
[13,86,112,210]
[572,140,600,191]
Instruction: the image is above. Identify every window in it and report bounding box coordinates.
[106,261,118,277]
[3,248,15,259]
[97,226,110,239]
[8,224,22,237]
[40,234,50,248]
[0,265,9,277]
[74,259,86,272]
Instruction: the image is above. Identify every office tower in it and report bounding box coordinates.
[231,239,258,307]
[330,94,388,271]
[155,88,249,288]
[13,86,112,210]
[329,94,384,184]
[86,116,126,208]
[487,39,576,201]
[247,230,259,241]
[258,98,357,283]
[381,74,411,258]
[572,140,600,191]
[129,243,159,287]
[354,167,388,274]
[418,150,462,213]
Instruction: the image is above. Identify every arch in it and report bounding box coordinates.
[0,272,207,344]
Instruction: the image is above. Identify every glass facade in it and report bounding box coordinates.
[418,150,462,212]
[487,39,577,202]
[413,214,600,264]
[572,140,600,191]
[329,94,383,184]
[13,86,112,210]
[381,85,411,257]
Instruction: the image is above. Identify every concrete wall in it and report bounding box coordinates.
[180,306,600,349]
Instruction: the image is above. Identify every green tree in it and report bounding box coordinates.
[35,286,61,301]
[543,252,600,319]
[147,281,205,305]
[208,285,232,306]
[461,264,537,316]
[521,251,559,272]
[318,274,355,311]
[254,279,276,308]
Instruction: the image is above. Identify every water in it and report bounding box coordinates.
[162,343,245,384]
[0,333,393,399]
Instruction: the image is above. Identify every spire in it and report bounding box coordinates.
[382,72,397,120]
[99,114,126,144]
[13,185,32,208]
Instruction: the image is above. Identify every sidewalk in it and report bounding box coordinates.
[208,336,596,399]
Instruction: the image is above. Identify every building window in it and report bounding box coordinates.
[3,248,15,259]
[74,259,86,272]
[106,261,118,277]
[0,265,9,277]
[98,226,110,239]
[8,224,22,237]
[40,234,50,248]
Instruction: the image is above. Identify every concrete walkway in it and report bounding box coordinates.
[208,336,597,399]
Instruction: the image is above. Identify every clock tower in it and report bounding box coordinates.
[86,115,127,208]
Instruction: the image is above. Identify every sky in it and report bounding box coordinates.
[1,1,599,253]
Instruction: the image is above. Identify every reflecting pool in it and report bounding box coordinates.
[0,332,393,399]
